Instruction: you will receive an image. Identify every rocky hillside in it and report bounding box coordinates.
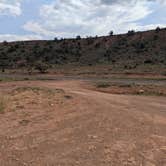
[0,28,166,73]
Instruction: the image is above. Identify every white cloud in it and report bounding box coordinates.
[136,23,166,31]
[158,0,166,5]
[22,0,160,38]
[23,21,57,37]
[0,0,22,16]
[0,34,43,42]
[0,0,165,42]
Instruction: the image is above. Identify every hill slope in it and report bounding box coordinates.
[0,28,166,73]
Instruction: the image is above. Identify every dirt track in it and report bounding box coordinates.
[0,80,166,166]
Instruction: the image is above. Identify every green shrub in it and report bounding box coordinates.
[96,82,110,88]
[76,35,81,40]
[35,62,49,73]
[155,27,160,33]
[109,31,113,36]
[127,30,135,36]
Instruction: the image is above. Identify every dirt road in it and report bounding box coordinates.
[0,80,166,166]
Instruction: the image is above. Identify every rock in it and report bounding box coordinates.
[139,89,145,94]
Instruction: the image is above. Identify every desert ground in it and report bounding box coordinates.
[0,74,166,166]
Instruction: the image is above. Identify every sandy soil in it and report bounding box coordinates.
[0,80,166,166]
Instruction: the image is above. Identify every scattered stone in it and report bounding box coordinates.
[88,145,96,151]
[138,89,145,94]
[50,103,54,106]
[88,135,98,139]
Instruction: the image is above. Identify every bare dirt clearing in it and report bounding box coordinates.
[0,79,166,166]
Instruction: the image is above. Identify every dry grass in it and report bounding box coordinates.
[95,81,166,96]
[96,82,111,88]
[0,96,6,113]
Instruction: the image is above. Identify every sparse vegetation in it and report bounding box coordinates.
[12,86,64,96]
[155,26,161,33]
[127,30,135,36]
[0,97,6,113]
[76,35,81,40]
[94,80,166,96]
[96,82,111,88]
[34,61,49,73]
[109,30,113,36]
[0,28,165,74]
[64,95,73,99]
[19,119,30,126]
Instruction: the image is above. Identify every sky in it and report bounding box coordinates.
[0,0,166,41]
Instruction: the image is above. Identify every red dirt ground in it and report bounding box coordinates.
[0,80,166,166]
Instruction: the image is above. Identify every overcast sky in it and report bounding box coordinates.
[0,0,166,41]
